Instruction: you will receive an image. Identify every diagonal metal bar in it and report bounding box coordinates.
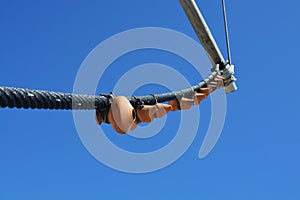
[179,0,225,67]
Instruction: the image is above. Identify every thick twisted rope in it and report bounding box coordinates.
[0,71,218,111]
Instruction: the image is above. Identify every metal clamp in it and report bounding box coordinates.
[219,63,238,94]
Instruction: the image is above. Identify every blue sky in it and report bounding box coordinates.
[1,0,300,199]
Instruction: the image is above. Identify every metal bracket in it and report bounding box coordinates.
[219,63,237,94]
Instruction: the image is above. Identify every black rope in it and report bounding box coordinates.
[0,87,105,110]
[221,0,232,65]
[0,71,218,111]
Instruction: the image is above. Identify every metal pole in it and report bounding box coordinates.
[179,0,225,67]
[222,0,232,65]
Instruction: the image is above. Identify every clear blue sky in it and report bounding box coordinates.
[1,0,300,199]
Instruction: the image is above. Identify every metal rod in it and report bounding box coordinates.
[179,0,225,66]
[222,0,231,64]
